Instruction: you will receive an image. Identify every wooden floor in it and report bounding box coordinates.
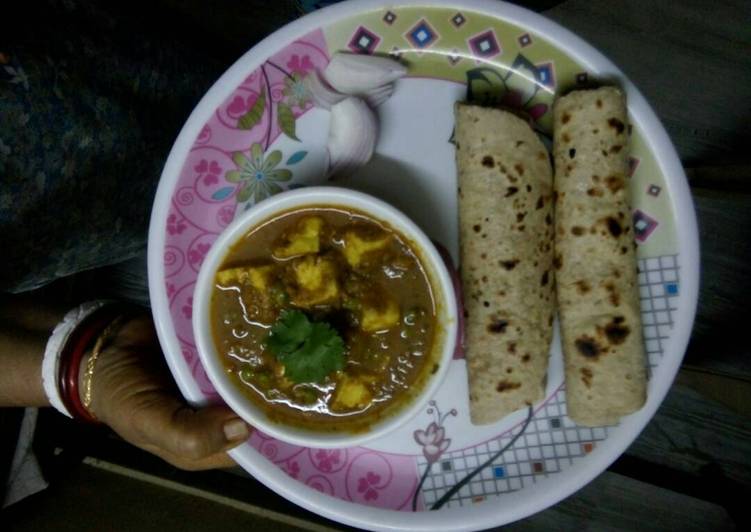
[5,0,750,530]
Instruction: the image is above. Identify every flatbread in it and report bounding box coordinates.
[455,103,555,425]
[552,87,647,426]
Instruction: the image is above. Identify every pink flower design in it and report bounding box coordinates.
[217,205,234,227]
[357,472,381,501]
[227,94,259,118]
[414,421,451,463]
[286,461,300,479]
[188,243,211,266]
[194,159,222,185]
[166,213,186,235]
[314,449,341,472]
[166,283,176,298]
[197,124,212,143]
[182,297,193,319]
[286,54,314,74]
[500,90,548,122]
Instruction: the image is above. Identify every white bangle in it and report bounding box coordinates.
[42,301,109,418]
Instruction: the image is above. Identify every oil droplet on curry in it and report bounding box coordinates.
[210,206,438,432]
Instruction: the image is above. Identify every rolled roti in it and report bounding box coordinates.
[455,103,555,425]
[553,87,647,426]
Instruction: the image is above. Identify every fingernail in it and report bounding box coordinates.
[223,419,250,441]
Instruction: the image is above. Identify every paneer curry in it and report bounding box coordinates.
[210,206,437,432]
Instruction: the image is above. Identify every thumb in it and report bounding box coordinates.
[137,397,251,463]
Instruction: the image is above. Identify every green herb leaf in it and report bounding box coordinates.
[266,310,345,383]
[237,90,266,130]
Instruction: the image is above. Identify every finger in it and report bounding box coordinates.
[133,396,251,462]
[142,443,241,471]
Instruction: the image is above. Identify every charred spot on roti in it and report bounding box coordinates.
[526,184,532,193]
[610,145,623,154]
[605,175,624,193]
[575,336,602,359]
[545,213,552,225]
[587,187,604,197]
[463,309,469,318]
[517,212,527,222]
[592,174,601,183]
[562,112,571,124]
[575,280,591,294]
[571,226,585,236]
[506,367,513,374]
[548,314,554,326]
[541,271,549,286]
[605,282,621,306]
[505,186,519,197]
[596,99,603,108]
[481,252,487,259]
[487,318,509,334]
[538,151,547,161]
[621,246,628,254]
[606,217,623,237]
[608,117,625,134]
[553,254,562,270]
[581,367,593,388]
[500,259,519,270]
[553,191,558,204]
[592,128,600,134]
[569,148,576,159]
[482,156,495,167]
[516,140,525,147]
[604,317,630,345]
[473,224,481,233]
[483,301,490,307]
[536,196,544,209]
[514,163,525,176]
[522,354,531,363]
[496,380,521,393]
[508,342,517,354]
[518,224,526,231]
[562,132,571,143]
[482,275,488,283]
[601,149,609,157]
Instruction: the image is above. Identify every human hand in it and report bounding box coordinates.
[82,312,251,470]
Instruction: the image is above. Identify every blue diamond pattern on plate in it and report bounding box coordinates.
[383,11,397,25]
[348,26,381,54]
[536,62,555,89]
[405,19,440,49]
[468,29,501,58]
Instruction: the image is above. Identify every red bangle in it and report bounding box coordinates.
[58,308,116,423]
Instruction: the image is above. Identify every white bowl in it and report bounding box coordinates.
[192,186,458,448]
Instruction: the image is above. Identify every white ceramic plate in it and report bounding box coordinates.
[147,1,699,530]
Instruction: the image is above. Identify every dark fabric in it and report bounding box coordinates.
[0,408,24,503]
[0,0,303,293]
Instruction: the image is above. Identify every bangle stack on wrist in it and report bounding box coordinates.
[42,301,132,423]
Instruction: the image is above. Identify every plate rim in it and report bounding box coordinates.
[146,0,700,530]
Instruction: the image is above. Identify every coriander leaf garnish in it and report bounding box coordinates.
[266,310,345,383]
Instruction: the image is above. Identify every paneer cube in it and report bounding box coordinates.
[361,298,400,332]
[289,255,340,307]
[332,376,372,411]
[342,230,391,268]
[274,216,324,259]
[216,265,274,291]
